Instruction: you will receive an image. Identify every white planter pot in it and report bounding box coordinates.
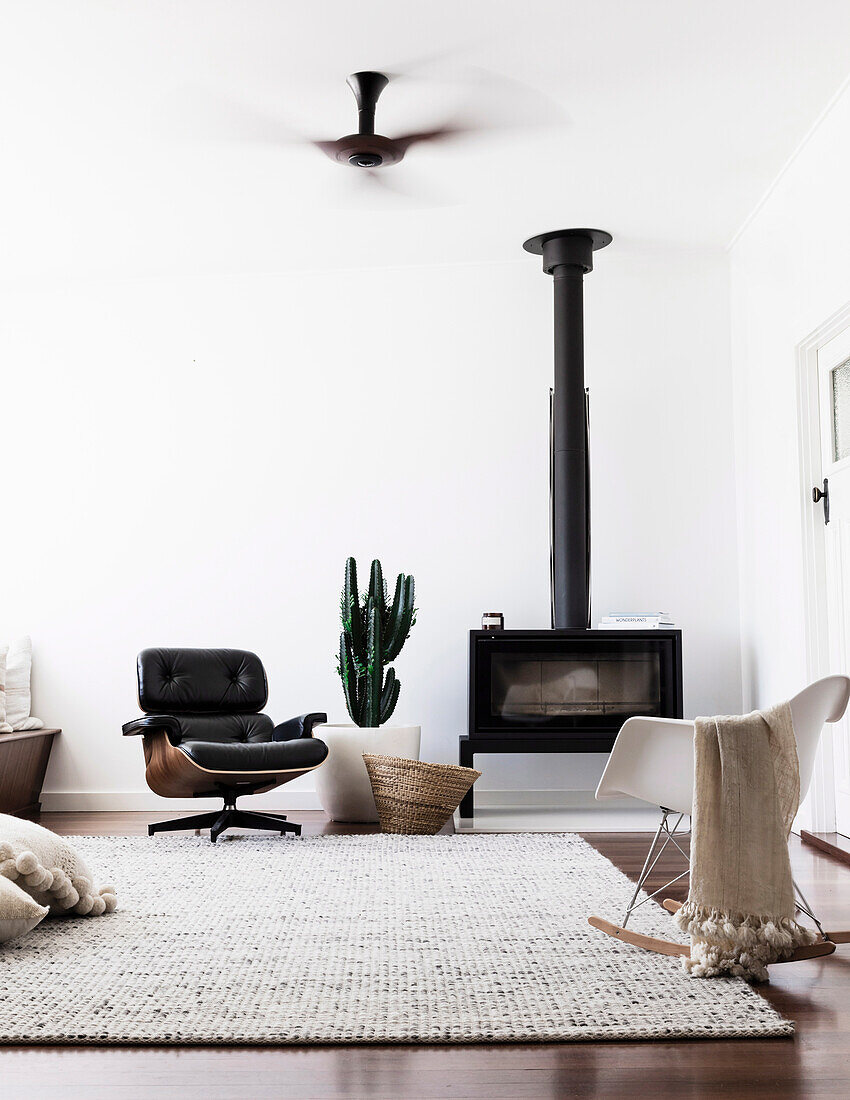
[313,724,421,823]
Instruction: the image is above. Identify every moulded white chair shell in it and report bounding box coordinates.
[588,674,850,960]
[595,674,850,817]
[595,717,695,816]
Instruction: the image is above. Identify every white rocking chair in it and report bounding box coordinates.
[588,675,850,965]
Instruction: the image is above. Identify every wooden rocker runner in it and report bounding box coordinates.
[587,676,850,970]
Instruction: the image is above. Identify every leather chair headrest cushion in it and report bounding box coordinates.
[137,648,268,714]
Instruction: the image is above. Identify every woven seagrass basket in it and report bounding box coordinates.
[362,754,482,835]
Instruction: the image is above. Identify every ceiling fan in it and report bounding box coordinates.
[165,63,565,201]
[312,71,462,170]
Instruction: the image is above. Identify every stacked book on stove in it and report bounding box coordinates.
[597,612,675,629]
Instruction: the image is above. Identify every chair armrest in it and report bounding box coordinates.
[122,715,182,741]
[272,712,328,741]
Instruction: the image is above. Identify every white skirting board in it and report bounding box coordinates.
[40,789,662,828]
[455,797,665,832]
[40,790,323,812]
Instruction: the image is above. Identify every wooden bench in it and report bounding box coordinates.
[0,728,60,819]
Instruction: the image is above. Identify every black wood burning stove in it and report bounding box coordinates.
[459,230,684,817]
[470,629,682,736]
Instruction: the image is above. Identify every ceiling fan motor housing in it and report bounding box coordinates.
[334,133,402,168]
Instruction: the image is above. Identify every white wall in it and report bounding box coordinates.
[730,81,850,826]
[2,242,741,810]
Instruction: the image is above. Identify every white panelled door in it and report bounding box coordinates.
[818,326,850,836]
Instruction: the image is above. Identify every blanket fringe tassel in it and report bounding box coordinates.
[674,901,818,982]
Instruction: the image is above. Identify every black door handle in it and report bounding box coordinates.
[813,479,830,525]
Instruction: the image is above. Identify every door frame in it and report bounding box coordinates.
[796,300,850,831]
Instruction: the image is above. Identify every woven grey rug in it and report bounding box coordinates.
[0,833,791,1044]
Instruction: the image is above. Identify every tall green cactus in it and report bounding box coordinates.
[337,557,416,727]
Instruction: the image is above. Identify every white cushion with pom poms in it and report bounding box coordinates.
[0,814,117,919]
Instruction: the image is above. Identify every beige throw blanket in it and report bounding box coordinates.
[673,702,815,982]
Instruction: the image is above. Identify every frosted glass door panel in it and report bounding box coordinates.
[832,358,850,461]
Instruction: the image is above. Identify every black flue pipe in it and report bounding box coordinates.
[523,229,612,629]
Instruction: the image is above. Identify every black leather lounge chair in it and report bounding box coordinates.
[122,647,328,843]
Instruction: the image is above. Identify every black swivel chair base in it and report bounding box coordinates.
[148,788,302,843]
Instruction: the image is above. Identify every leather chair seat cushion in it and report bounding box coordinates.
[177,736,328,774]
[168,714,276,745]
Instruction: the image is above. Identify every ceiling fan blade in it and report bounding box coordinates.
[358,170,412,196]
[392,126,468,154]
[378,43,478,83]
[382,70,566,158]
[357,168,449,208]
[311,139,342,161]
[455,67,568,132]
[320,165,445,211]
[323,167,403,210]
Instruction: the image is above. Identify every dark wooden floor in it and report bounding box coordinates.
[2,811,850,1100]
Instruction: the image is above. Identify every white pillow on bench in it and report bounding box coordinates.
[5,637,43,732]
[0,646,11,733]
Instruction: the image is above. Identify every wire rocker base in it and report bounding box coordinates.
[588,915,836,963]
[588,807,845,966]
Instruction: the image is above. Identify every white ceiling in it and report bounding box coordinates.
[3,0,850,280]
